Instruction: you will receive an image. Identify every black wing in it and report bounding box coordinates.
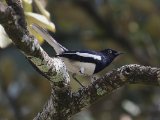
[56,50,102,63]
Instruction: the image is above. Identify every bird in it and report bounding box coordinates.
[31,24,124,86]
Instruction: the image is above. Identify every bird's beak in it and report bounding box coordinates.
[116,52,125,55]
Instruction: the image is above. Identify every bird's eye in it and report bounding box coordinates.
[108,50,112,54]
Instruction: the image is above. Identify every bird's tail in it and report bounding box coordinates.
[31,24,68,54]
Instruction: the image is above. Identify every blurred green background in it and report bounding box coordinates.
[0,0,160,120]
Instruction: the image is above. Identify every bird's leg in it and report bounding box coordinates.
[72,73,85,87]
[80,67,85,74]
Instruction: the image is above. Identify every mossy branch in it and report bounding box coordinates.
[0,1,159,120]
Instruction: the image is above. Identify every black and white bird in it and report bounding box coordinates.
[32,24,124,86]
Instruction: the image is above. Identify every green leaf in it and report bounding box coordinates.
[25,12,56,32]
[34,0,50,19]
[22,0,33,12]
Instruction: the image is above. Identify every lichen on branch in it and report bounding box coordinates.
[0,0,70,85]
[0,0,160,120]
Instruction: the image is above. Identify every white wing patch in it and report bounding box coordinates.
[76,52,101,60]
[64,52,101,61]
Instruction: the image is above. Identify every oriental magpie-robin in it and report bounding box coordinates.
[32,24,124,86]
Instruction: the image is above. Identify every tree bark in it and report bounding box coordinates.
[0,1,159,120]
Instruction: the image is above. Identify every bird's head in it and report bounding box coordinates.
[101,49,124,59]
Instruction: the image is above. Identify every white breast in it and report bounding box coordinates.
[61,57,96,76]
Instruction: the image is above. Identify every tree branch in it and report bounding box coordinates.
[0,1,159,120]
[0,0,70,85]
[34,64,160,120]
